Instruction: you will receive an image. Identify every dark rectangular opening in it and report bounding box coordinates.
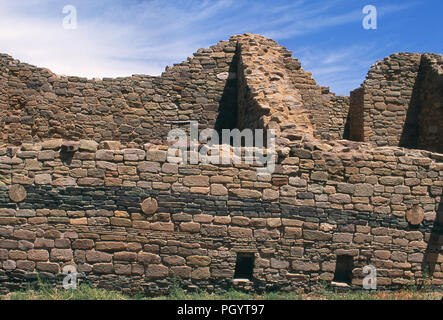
[234,253,254,280]
[333,255,354,284]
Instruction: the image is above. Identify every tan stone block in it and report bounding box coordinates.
[284,227,302,239]
[183,175,209,187]
[8,250,27,260]
[231,216,250,226]
[28,249,49,261]
[95,242,126,252]
[132,221,150,229]
[191,267,210,280]
[210,184,228,196]
[171,266,191,278]
[213,216,231,225]
[228,226,252,238]
[72,239,94,250]
[93,263,113,274]
[138,252,161,265]
[187,255,211,267]
[180,222,201,233]
[34,238,55,249]
[201,224,227,237]
[193,214,213,223]
[145,264,169,278]
[229,188,261,198]
[50,249,73,261]
[14,229,36,241]
[110,217,132,227]
[85,250,112,263]
[16,260,35,271]
[114,252,137,262]
[267,218,281,228]
[292,261,320,271]
[151,222,174,232]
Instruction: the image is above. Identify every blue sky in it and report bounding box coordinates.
[0,0,441,95]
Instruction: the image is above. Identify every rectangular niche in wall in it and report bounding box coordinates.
[233,253,255,280]
[333,255,354,284]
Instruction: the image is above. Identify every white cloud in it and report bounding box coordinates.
[0,0,421,95]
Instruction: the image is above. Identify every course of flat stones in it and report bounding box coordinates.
[0,33,442,295]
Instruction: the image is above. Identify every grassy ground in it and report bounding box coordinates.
[1,282,442,300]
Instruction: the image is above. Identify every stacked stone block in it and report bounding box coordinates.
[0,137,441,294]
[0,34,442,295]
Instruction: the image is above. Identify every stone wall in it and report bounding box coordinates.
[0,34,442,295]
[349,52,443,154]
[235,34,313,140]
[350,88,364,142]
[416,54,443,153]
[0,41,238,147]
[0,138,441,294]
[349,53,422,147]
[324,92,350,140]
[284,57,350,141]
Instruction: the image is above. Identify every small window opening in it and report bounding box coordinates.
[234,253,254,280]
[333,255,353,284]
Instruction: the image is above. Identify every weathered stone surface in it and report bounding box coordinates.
[50,249,73,261]
[79,140,99,152]
[0,34,441,295]
[141,197,158,215]
[28,249,49,261]
[9,185,27,202]
[146,264,169,278]
[187,255,211,267]
[229,189,261,199]
[183,175,209,187]
[405,205,425,226]
[191,267,210,280]
[138,252,161,265]
[41,139,63,150]
[85,251,112,263]
[72,239,94,249]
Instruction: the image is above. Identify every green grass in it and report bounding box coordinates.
[1,281,441,300]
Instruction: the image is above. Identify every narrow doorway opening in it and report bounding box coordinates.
[234,253,254,280]
[333,255,354,284]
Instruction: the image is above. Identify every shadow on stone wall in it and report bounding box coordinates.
[399,67,422,149]
[343,112,351,140]
[423,195,443,276]
[214,52,239,135]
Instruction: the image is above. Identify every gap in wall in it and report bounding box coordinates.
[233,253,255,280]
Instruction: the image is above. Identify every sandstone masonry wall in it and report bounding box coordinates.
[235,34,312,140]
[284,58,350,141]
[0,138,441,294]
[350,53,422,147]
[349,52,443,154]
[416,54,443,153]
[0,41,238,147]
[0,34,442,295]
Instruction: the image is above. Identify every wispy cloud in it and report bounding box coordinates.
[292,43,390,94]
[0,0,425,96]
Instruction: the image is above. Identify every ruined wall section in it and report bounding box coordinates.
[283,57,350,141]
[417,54,443,153]
[324,93,350,140]
[0,40,238,147]
[349,88,364,142]
[0,139,441,294]
[235,34,313,142]
[350,53,422,147]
